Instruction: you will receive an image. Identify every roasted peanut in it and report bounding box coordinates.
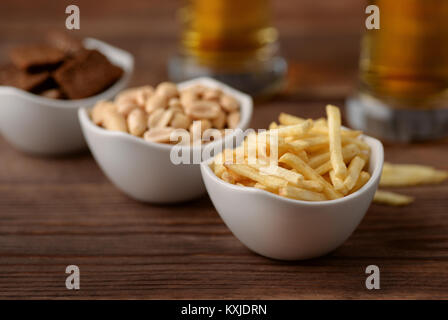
[147,108,165,128]
[116,99,139,117]
[127,108,147,136]
[156,109,174,128]
[144,127,175,143]
[169,105,184,114]
[185,100,221,119]
[190,84,206,96]
[168,97,183,113]
[203,88,221,101]
[212,109,227,129]
[103,108,127,132]
[227,111,240,129]
[169,97,181,108]
[91,101,116,125]
[114,88,138,105]
[135,85,154,106]
[155,82,178,99]
[94,82,241,145]
[145,94,167,113]
[201,119,212,132]
[220,94,239,112]
[170,112,191,129]
[180,90,199,108]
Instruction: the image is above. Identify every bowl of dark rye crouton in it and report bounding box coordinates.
[0,32,133,155]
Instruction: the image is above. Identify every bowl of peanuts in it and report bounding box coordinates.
[78,77,253,203]
[200,106,383,260]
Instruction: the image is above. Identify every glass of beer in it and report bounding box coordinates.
[168,0,287,97]
[347,0,448,141]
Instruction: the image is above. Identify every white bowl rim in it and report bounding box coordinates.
[0,37,134,109]
[200,134,384,206]
[78,77,253,152]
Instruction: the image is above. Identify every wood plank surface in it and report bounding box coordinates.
[0,0,447,299]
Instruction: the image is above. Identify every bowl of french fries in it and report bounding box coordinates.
[79,77,252,203]
[201,105,384,260]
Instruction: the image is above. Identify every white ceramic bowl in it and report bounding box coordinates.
[0,38,134,155]
[201,135,384,260]
[79,77,253,203]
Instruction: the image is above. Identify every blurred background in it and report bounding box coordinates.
[0,0,364,104]
[3,0,448,142]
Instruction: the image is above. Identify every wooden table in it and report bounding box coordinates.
[1,0,447,299]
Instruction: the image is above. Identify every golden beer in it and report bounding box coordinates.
[348,0,448,141]
[169,0,286,96]
[181,0,278,68]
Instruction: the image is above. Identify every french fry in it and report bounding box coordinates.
[225,163,288,190]
[350,171,371,194]
[279,152,342,200]
[240,132,276,165]
[254,163,323,192]
[311,126,362,138]
[357,152,370,167]
[380,163,448,187]
[274,119,313,137]
[282,142,311,159]
[269,121,278,130]
[253,163,304,184]
[278,113,306,125]
[313,118,327,128]
[277,141,310,160]
[215,149,235,165]
[373,190,414,206]
[310,143,359,168]
[343,136,370,151]
[279,185,327,201]
[326,104,347,178]
[329,170,348,194]
[322,173,332,184]
[314,162,333,176]
[234,145,247,164]
[237,180,256,188]
[227,167,251,183]
[342,144,363,163]
[288,136,329,151]
[298,150,309,162]
[308,149,332,169]
[221,170,235,184]
[343,156,366,191]
[213,162,226,178]
[279,113,330,129]
[258,131,286,153]
[254,182,271,191]
[314,144,360,175]
[213,106,372,202]
[296,180,324,192]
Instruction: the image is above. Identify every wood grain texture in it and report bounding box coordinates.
[0,0,447,299]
